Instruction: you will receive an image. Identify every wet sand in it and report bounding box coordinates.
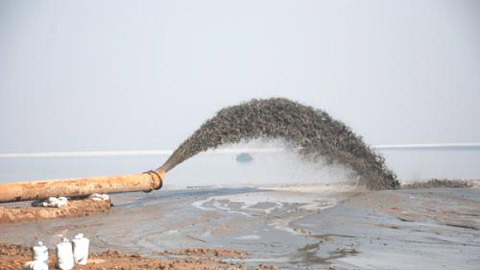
[0,184,478,269]
[1,243,331,270]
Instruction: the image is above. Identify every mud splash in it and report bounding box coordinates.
[157,98,398,189]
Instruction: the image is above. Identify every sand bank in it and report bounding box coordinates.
[0,243,331,270]
[0,200,111,224]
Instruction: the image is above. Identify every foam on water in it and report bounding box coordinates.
[235,235,261,240]
[190,185,342,237]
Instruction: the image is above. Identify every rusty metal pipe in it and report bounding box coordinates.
[0,170,165,203]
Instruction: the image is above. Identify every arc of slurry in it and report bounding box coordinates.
[155,98,399,189]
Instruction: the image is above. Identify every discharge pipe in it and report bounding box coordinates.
[0,170,165,203]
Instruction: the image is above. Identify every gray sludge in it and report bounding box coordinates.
[158,98,399,190]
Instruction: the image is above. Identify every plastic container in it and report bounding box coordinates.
[22,260,48,270]
[55,238,74,270]
[57,197,68,207]
[42,197,68,208]
[72,233,90,265]
[88,193,109,201]
[33,241,48,264]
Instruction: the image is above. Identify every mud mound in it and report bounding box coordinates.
[401,179,475,189]
[0,243,328,270]
[158,248,247,258]
[0,200,111,224]
[157,98,398,189]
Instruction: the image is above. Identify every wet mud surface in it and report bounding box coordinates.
[0,185,478,269]
[293,187,480,269]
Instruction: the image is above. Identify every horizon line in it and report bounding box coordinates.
[0,142,479,158]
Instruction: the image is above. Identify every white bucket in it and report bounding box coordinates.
[42,197,68,208]
[55,238,74,270]
[22,260,48,270]
[33,241,48,264]
[88,193,109,201]
[72,233,90,265]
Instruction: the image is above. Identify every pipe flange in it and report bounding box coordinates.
[143,170,163,192]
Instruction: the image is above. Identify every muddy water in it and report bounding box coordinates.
[0,185,353,268]
[293,187,480,270]
[0,185,478,269]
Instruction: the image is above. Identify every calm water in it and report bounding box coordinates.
[0,148,479,185]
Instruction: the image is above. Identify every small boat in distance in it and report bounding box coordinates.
[236,153,253,163]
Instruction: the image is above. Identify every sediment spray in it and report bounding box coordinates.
[157,98,399,190]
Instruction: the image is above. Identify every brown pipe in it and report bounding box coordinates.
[0,170,165,203]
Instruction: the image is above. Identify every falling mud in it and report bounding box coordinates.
[157,98,398,189]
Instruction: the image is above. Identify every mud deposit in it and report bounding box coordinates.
[0,244,330,270]
[0,200,111,224]
[158,98,398,189]
[0,185,478,269]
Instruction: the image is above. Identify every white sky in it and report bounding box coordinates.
[1,0,479,153]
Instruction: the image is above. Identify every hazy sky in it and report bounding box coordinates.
[1,0,479,153]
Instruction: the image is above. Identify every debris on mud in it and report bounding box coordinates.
[158,248,248,258]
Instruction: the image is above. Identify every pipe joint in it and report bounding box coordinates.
[143,170,165,192]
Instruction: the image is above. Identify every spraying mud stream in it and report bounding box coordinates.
[158,98,398,190]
